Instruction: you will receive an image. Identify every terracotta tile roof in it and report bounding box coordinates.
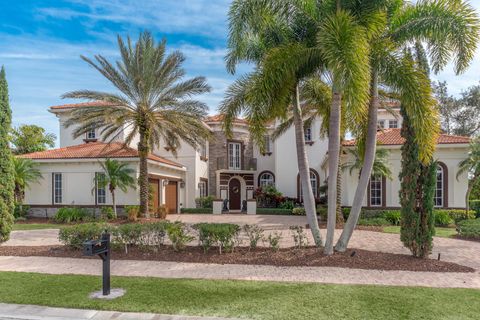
[50,101,117,110]
[343,128,470,146]
[205,114,248,124]
[379,100,401,109]
[19,142,184,168]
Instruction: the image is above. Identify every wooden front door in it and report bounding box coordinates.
[149,178,160,214]
[165,181,178,214]
[229,178,241,210]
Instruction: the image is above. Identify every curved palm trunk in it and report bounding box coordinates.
[325,90,342,255]
[293,84,323,247]
[336,148,344,224]
[465,178,475,215]
[335,73,379,252]
[138,126,150,218]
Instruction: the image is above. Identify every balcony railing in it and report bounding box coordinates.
[217,157,257,171]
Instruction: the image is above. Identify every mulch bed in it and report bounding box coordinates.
[0,245,473,273]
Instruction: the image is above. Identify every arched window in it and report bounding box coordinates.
[435,163,448,208]
[297,169,320,200]
[258,171,275,187]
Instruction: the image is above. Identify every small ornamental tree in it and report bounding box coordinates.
[10,124,56,155]
[399,108,436,258]
[0,66,15,242]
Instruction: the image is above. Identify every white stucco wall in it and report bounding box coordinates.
[340,145,469,208]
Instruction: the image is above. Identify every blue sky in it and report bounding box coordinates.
[1,0,480,143]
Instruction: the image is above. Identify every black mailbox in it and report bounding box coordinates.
[83,232,111,296]
[83,239,108,256]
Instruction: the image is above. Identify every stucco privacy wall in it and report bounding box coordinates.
[341,146,469,208]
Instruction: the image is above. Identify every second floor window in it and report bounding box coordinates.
[96,172,106,204]
[388,120,398,128]
[377,120,385,129]
[53,173,62,204]
[228,142,241,170]
[199,142,207,159]
[86,128,96,140]
[304,126,312,142]
[263,135,272,154]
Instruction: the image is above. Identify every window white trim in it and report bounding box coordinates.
[96,172,107,204]
[86,128,96,140]
[304,126,312,142]
[388,120,398,128]
[53,173,63,204]
[434,166,444,208]
[369,175,382,207]
[228,142,241,170]
[259,172,275,187]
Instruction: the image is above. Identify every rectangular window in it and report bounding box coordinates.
[304,127,312,142]
[199,142,207,160]
[86,128,96,140]
[370,175,382,206]
[263,135,271,153]
[96,172,106,204]
[377,120,385,129]
[199,179,208,197]
[53,173,62,204]
[228,142,241,170]
[434,166,443,207]
[388,120,398,128]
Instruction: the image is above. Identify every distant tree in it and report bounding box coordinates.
[10,124,56,155]
[432,81,459,135]
[0,66,15,242]
[457,138,480,214]
[12,157,42,204]
[94,159,136,218]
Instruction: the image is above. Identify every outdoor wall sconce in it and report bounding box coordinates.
[163,179,170,186]
[180,181,185,188]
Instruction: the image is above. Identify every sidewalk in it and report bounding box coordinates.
[0,255,479,289]
[0,303,237,320]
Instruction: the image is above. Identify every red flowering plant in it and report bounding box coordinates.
[254,185,285,208]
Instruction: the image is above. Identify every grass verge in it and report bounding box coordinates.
[383,226,457,238]
[12,223,60,231]
[0,272,479,319]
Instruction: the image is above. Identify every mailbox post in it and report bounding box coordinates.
[83,231,110,296]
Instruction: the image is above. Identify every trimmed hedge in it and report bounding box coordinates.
[358,218,391,226]
[256,208,292,215]
[180,208,212,214]
[457,219,480,239]
[469,200,480,218]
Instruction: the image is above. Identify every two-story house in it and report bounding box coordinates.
[21,100,470,217]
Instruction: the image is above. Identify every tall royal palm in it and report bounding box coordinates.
[335,0,479,251]
[64,32,211,216]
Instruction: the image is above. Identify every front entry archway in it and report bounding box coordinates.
[229,178,241,210]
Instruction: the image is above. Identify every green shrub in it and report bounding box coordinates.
[243,224,264,250]
[195,195,214,209]
[166,221,194,252]
[194,223,240,254]
[436,209,476,224]
[58,223,106,249]
[180,208,212,214]
[292,207,305,216]
[383,210,401,225]
[54,207,91,223]
[14,204,30,219]
[125,205,139,221]
[342,207,351,220]
[289,226,308,248]
[434,210,454,227]
[256,208,292,215]
[470,200,480,218]
[267,232,282,252]
[316,206,327,221]
[457,219,480,239]
[100,206,115,220]
[278,200,295,210]
[358,217,391,226]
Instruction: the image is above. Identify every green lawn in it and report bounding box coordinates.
[12,223,60,231]
[383,226,458,238]
[0,272,479,319]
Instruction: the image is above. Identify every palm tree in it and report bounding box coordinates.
[94,159,136,218]
[457,138,480,215]
[63,32,211,216]
[13,157,42,204]
[223,0,375,252]
[342,147,392,180]
[335,0,479,252]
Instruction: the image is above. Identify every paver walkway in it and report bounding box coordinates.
[0,303,237,320]
[2,214,480,289]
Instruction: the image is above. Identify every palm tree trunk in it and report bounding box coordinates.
[292,84,323,247]
[138,125,150,218]
[336,147,344,224]
[325,90,342,255]
[466,181,473,216]
[111,186,117,219]
[335,72,379,252]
